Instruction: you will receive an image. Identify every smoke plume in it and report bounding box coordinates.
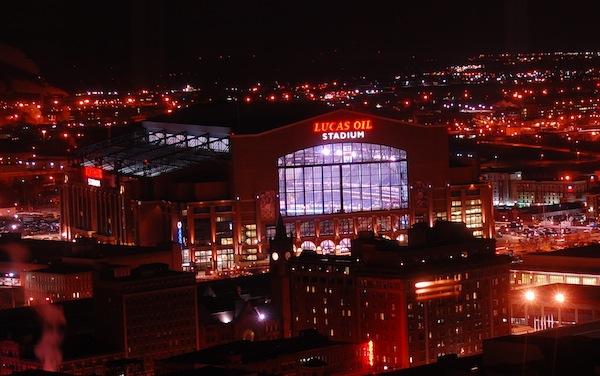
[33,303,67,372]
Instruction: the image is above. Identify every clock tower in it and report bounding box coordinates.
[269,214,294,338]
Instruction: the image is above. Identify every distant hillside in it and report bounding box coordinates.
[0,43,68,98]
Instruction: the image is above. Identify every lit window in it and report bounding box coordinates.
[278,143,408,216]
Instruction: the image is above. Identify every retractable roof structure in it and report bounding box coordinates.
[77,122,231,178]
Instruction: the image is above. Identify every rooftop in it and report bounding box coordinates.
[77,121,231,178]
[160,330,345,366]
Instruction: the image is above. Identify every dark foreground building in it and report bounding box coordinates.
[93,263,199,372]
[154,330,370,376]
[60,101,494,274]
[483,319,600,375]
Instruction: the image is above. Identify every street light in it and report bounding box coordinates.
[524,290,535,329]
[41,129,47,150]
[552,292,565,376]
[522,290,535,376]
[555,293,565,326]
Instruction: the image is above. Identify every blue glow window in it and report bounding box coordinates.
[278,143,408,216]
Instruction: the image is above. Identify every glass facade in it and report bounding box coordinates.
[278,143,408,216]
[216,248,234,270]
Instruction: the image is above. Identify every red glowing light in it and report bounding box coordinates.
[313,119,373,133]
[84,166,103,179]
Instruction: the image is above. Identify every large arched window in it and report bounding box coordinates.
[278,143,408,216]
[300,241,316,251]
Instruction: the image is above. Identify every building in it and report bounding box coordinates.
[60,101,495,274]
[21,264,93,305]
[510,283,600,332]
[482,319,600,375]
[506,245,600,336]
[510,245,600,289]
[585,186,600,222]
[483,170,520,206]
[512,178,588,206]
[270,221,511,373]
[483,170,590,207]
[0,299,124,376]
[0,237,183,306]
[93,263,199,372]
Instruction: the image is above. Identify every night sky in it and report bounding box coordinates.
[3,0,600,90]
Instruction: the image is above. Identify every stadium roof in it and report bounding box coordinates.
[77,120,231,178]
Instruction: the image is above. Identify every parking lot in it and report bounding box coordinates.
[496,222,599,254]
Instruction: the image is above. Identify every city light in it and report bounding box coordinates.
[525,290,535,301]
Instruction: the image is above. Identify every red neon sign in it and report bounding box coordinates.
[313,119,373,133]
[84,166,103,179]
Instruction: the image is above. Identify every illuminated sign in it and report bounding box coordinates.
[367,340,374,366]
[313,119,373,141]
[87,178,101,187]
[84,166,103,179]
[177,221,183,248]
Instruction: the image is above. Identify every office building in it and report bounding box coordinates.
[484,170,590,206]
[22,264,93,304]
[270,221,511,372]
[93,263,199,372]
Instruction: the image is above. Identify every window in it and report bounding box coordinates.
[451,200,462,223]
[301,241,316,251]
[278,143,408,216]
[397,214,410,230]
[320,240,335,254]
[339,218,353,235]
[434,211,447,222]
[241,224,257,245]
[285,222,296,237]
[549,275,563,284]
[194,250,212,271]
[216,216,233,245]
[377,216,392,232]
[357,216,372,231]
[194,218,211,245]
[216,248,234,270]
[582,277,596,285]
[242,248,258,261]
[319,219,334,236]
[339,238,352,253]
[265,225,276,241]
[300,221,316,237]
[465,199,482,229]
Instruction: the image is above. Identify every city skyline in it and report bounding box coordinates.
[4,1,600,91]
